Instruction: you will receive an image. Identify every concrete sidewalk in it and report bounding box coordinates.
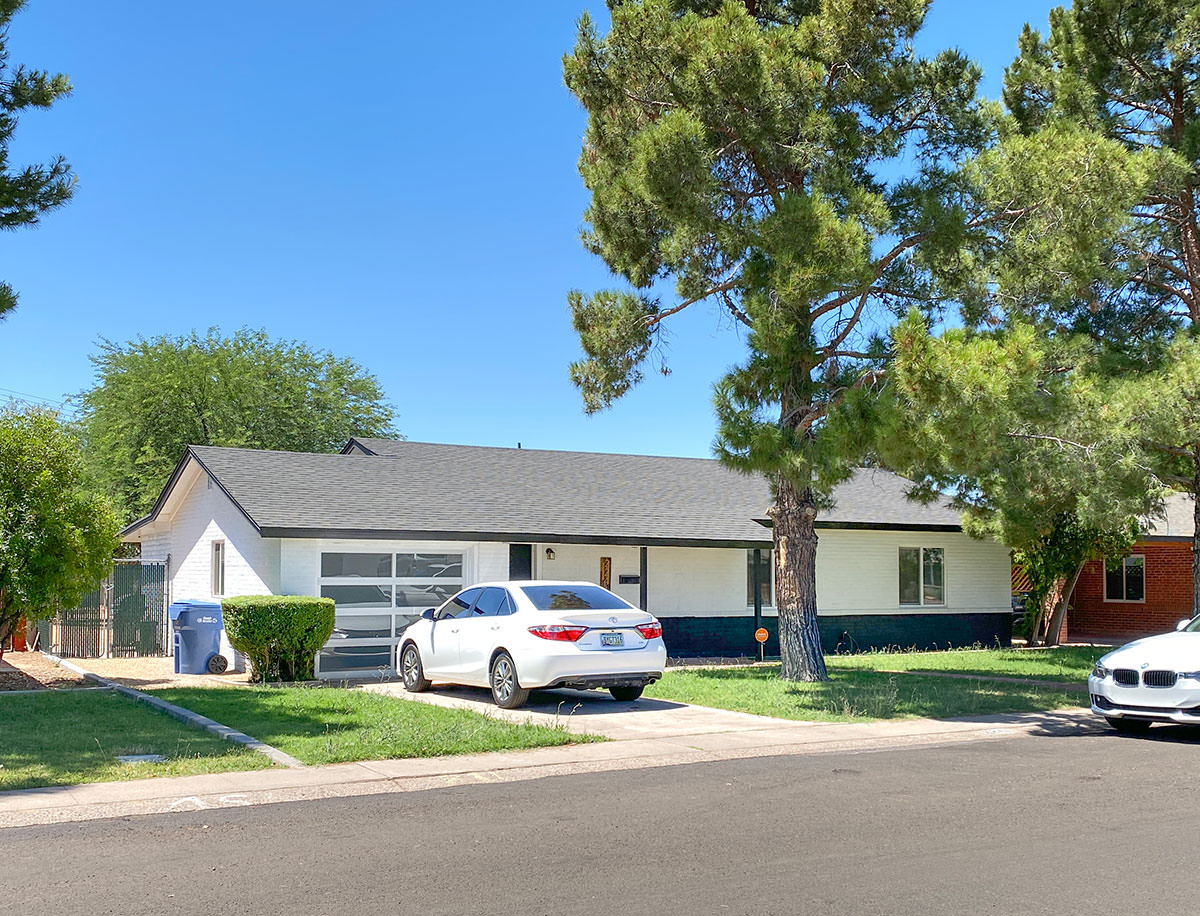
[0,704,1101,830]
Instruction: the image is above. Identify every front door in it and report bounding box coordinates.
[509,544,533,580]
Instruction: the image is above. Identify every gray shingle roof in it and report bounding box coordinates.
[135,439,964,544]
[1144,492,1196,539]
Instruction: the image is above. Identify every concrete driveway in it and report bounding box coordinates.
[362,681,800,740]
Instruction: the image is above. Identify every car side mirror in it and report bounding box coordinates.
[1177,618,1191,631]
[421,608,435,621]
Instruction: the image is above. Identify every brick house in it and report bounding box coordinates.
[1069,494,1196,642]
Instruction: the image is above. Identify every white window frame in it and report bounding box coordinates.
[746,549,775,609]
[899,546,945,608]
[315,548,468,677]
[1103,554,1146,604]
[211,540,225,597]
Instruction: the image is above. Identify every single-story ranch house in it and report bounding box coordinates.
[122,438,1014,678]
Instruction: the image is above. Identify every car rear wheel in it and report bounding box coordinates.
[490,652,530,709]
[1105,716,1152,734]
[609,685,644,702]
[400,643,430,693]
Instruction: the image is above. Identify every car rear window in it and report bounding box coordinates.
[518,585,633,611]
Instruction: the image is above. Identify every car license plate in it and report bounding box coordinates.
[601,632,624,647]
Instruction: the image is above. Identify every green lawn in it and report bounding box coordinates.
[826,645,1106,681]
[150,687,602,765]
[0,690,271,792]
[648,648,1096,722]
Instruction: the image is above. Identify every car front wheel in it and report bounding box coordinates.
[609,685,644,702]
[400,643,430,693]
[490,652,530,709]
[1105,716,1152,734]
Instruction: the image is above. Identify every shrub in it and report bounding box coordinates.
[221,595,335,682]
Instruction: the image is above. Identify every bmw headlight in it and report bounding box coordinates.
[1092,664,1111,680]
[1179,671,1200,682]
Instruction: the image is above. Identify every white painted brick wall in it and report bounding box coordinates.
[167,471,279,601]
[476,542,509,582]
[535,532,1010,619]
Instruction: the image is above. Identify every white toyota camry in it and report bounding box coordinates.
[396,580,667,708]
[1089,616,1200,732]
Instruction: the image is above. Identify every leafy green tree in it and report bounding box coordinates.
[76,328,396,522]
[0,0,74,320]
[862,313,1161,646]
[0,405,119,657]
[995,0,1200,610]
[563,0,994,680]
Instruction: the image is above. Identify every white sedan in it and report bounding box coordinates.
[396,580,667,708]
[1089,616,1200,732]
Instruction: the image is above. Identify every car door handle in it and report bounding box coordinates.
[449,628,459,634]
[490,625,501,631]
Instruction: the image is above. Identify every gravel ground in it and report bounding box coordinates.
[0,652,91,690]
[81,656,253,690]
[0,653,254,691]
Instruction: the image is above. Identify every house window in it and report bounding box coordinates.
[899,547,944,606]
[1105,555,1145,602]
[211,541,225,596]
[747,549,773,607]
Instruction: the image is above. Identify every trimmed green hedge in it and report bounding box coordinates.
[221,595,335,682]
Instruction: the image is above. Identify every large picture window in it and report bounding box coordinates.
[1104,555,1145,602]
[746,549,773,608]
[317,550,465,676]
[899,547,944,607]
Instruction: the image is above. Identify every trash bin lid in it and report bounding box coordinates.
[169,599,223,622]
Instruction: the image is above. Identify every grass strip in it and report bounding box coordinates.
[150,687,603,765]
[648,663,1087,722]
[0,690,270,792]
[825,645,1106,681]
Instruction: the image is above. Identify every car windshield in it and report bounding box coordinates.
[1185,617,1200,633]
[519,585,633,611]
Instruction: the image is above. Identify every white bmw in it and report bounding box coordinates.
[1089,616,1200,732]
[396,580,667,708]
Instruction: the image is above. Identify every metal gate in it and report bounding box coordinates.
[36,559,170,658]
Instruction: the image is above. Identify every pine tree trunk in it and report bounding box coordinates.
[774,476,828,681]
[1192,455,1200,618]
[1042,563,1083,648]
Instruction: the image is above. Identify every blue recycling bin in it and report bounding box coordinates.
[170,600,224,674]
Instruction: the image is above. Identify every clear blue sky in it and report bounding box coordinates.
[0,0,1055,458]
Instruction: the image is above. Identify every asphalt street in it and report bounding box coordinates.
[3,724,1198,916]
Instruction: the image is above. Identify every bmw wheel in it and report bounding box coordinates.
[490,652,530,709]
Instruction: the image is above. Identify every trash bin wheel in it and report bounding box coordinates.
[206,654,229,675]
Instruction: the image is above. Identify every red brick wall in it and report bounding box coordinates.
[1070,541,1193,641]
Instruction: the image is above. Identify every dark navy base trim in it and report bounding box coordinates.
[660,613,1013,658]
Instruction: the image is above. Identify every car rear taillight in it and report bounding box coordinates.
[528,625,588,642]
[635,622,663,640]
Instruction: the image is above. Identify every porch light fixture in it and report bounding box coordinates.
[545,548,555,560]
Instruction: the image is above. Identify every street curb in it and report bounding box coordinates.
[40,653,305,769]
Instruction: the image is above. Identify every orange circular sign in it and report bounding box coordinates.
[754,627,769,644]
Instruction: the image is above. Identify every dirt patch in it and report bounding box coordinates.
[83,655,253,690]
[0,652,91,690]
